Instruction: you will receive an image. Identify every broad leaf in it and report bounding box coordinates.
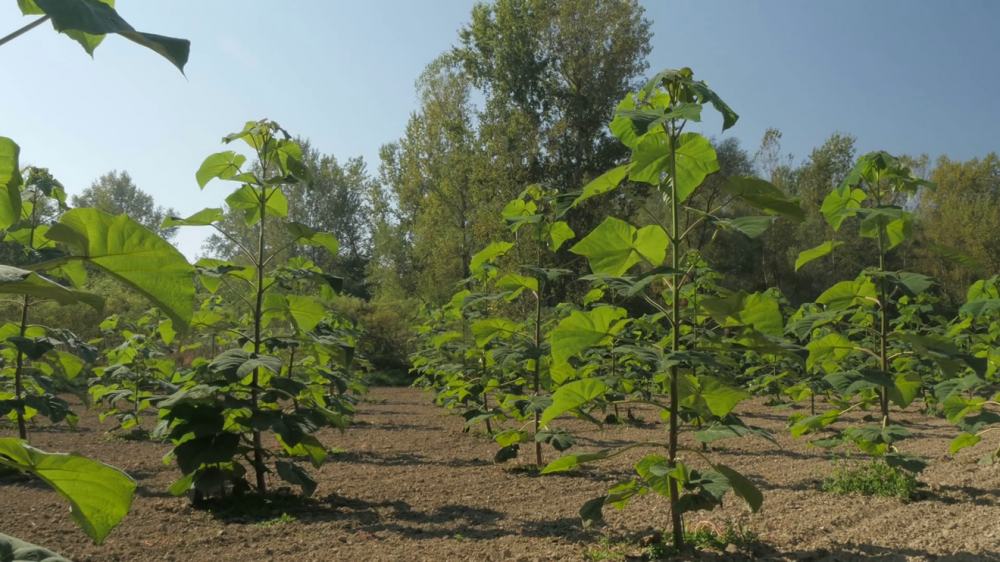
[570,217,667,276]
[470,241,513,276]
[45,209,194,328]
[195,151,246,189]
[0,438,135,544]
[540,378,607,426]
[795,241,843,271]
[161,207,224,228]
[572,164,631,208]
[0,265,103,309]
[549,306,628,383]
[722,176,803,220]
[0,136,22,230]
[30,0,190,72]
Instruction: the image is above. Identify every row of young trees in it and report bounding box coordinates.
[411,66,1000,552]
[1,4,367,559]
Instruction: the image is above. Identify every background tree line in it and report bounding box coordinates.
[8,0,998,379]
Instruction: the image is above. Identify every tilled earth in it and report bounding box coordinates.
[2,387,1000,561]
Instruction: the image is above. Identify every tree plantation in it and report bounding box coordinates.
[2,1,1000,560]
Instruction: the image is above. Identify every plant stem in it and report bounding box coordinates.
[13,187,42,441]
[874,170,890,428]
[533,287,543,467]
[666,118,684,549]
[251,187,268,493]
[0,16,49,48]
[13,294,30,440]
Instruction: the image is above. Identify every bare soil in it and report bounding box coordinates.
[2,387,1000,561]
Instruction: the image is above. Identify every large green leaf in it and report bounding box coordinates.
[549,306,628,383]
[739,293,783,336]
[806,332,853,372]
[0,438,135,544]
[795,241,843,271]
[28,0,190,72]
[470,241,513,276]
[722,176,803,220]
[631,132,718,203]
[0,137,22,230]
[226,185,288,225]
[0,533,70,562]
[816,277,877,310]
[195,151,247,189]
[820,185,866,230]
[540,378,607,426]
[0,265,103,309]
[45,209,194,328]
[285,222,339,257]
[262,293,327,333]
[716,216,776,239]
[471,318,522,347]
[161,207,224,228]
[572,164,631,208]
[570,217,667,276]
[713,463,762,512]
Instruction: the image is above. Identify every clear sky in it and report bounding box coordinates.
[2,1,998,258]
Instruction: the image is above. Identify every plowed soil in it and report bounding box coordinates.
[2,387,1000,561]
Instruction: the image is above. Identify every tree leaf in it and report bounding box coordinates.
[32,0,190,72]
[572,164,631,208]
[0,438,135,544]
[631,132,718,203]
[470,241,513,276]
[470,317,522,347]
[285,222,339,257]
[45,209,194,328]
[540,448,613,474]
[275,460,317,497]
[570,217,667,276]
[0,136,23,230]
[545,220,575,251]
[713,463,762,512]
[795,241,843,271]
[722,176,803,220]
[0,265,104,309]
[161,207,224,228]
[540,378,607,426]
[549,306,628,383]
[950,432,981,454]
[196,152,248,188]
[716,216,776,239]
[0,532,70,561]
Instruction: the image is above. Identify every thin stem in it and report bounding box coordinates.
[874,169,890,429]
[13,294,30,440]
[533,286,543,467]
[0,16,49,48]
[250,165,269,493]
[665,115,684,549]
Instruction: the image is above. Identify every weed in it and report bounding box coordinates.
[822,459,919,500]
[256,512,297,527]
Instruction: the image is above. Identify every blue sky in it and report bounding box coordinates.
[2,1,998,258]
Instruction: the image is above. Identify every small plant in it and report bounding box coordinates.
[821,459,919,500]
[257,512,297,527]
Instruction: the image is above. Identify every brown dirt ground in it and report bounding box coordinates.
[2,387,1000,562]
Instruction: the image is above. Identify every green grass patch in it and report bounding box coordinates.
[822,459,918,500]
